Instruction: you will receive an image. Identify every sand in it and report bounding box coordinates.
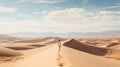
[107,43,120,47]
[28,44,45,47]
[14,37,55,43]
[0,45,54,67]
[0,37,120,67]
[63,39,108,56]
[14,46,59,67]
[0,47,23,56]
[5,45,36,50]
[61,46,120,67]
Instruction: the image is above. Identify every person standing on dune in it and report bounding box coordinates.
[55,37,61,52]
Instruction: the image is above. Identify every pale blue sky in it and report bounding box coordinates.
[0,0,120,33]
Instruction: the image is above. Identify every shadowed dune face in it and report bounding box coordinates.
[63,39,108,56]
[107,43,120,47]
[28,44,45,47]
[0,47,23,56]
[5,46,35,50]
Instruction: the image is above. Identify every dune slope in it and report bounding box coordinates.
[61,46,120,67]
[14,46,59,67]
[5,46,35,50]
[63,39,108,56]
[0,47,23,56]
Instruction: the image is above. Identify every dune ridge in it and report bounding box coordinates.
[14,37,55,43]
[63,39,108,56]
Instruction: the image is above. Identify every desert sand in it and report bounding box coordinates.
[0,37,120,67]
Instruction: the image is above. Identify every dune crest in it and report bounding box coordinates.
[14,37,55,43]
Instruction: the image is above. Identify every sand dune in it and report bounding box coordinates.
[0,37,120,67]
[14,46,59,67]
[12,45,120,67]
[0,47,23,56]
[107,43,120,47]
[28,44,45,47]
[0,34,21,43]
[63,39,108,56]
[61,46,120,67]
[63,39,120,60]
[5,45,35,50]
[44,38,67,44]
[14,37,55,43]
[44,39,57,44]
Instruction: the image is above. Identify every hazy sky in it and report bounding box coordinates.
[0,0,120,33]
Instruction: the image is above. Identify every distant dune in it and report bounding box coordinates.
[44,38,66,44]
[107,43,120,47]
[5,45,35,50]
[0,34,21,42]
[63,39,108,56]
[0,47,23,56]
[0,37,120,67]
[28,44,45,47]
[14,37,55,43]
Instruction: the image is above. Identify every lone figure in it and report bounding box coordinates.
[55,37,61,52]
